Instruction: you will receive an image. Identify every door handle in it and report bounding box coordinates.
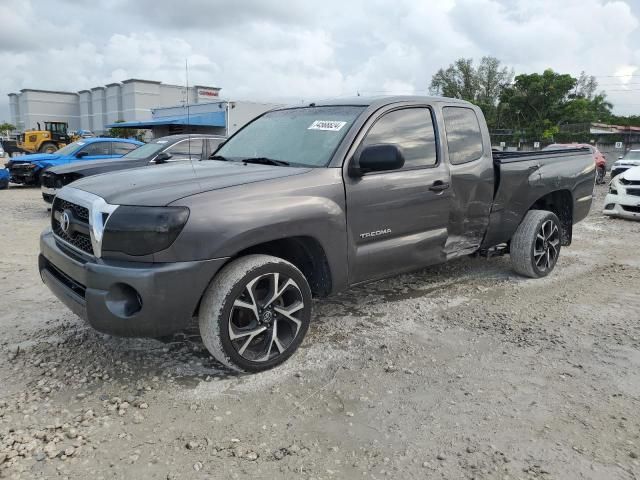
[429,180,450,192]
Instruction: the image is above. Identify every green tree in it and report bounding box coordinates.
[562,94,612,125]
[429,56,513,129]
[498,69,577,141]
[572,71,598,100]
[607,114,640,127]
[107,121,141,140]
[0,122,16,136]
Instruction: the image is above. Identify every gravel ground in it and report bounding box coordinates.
[0,183,639,480]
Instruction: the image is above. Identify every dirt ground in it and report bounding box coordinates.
[0,183,639,480]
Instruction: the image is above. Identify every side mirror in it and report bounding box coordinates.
[154,152,172,164]
[349,144,405,177]
[75,151,88,159]
[618,155,623,160]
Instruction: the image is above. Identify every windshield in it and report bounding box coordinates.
[215,106,365,167]
[122,141,167,159]
[623,151,640,161]
[55,142,84,156]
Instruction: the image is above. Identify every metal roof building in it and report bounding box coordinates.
[7,79,221,135]
[106,100,282,138]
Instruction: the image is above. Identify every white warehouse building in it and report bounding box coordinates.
[8,79,221,135]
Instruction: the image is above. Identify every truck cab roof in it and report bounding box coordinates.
[307,95,472,109]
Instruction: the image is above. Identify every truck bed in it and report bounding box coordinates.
[482,147,595,249]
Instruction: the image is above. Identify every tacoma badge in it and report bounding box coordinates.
[360,228,392,239]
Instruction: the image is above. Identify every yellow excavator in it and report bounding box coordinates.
[17,122,79,154]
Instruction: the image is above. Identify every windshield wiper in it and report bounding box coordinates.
[209,155,230,161]
[241,157,290,167]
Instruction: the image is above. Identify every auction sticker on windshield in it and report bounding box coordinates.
[308,120,347,131]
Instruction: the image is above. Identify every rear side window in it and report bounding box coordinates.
[443,107,483,165]
[112,142,139,155]
[78,141,111,156]
[361,107,437,169]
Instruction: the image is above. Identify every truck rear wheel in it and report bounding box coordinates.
[510,210,561,278]
[39,142,57,154]
[199,254,312,372]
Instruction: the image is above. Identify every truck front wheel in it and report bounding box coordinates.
[199,254,312,372]
[510,210,561,278]
[39,142,58,154]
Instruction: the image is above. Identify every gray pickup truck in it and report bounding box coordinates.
[39,96,595,372]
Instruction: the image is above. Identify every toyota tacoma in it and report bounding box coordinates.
[39,96,596,372]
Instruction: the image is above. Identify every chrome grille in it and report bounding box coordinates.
[52,197,93,255]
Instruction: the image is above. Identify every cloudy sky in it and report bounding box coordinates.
[1,0,640,122]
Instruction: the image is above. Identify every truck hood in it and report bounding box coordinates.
[70,161,311,206]
[621,165,640,181]
[614,159,640,167]
[48,158,143,175]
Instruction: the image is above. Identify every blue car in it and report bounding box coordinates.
[0,168,9,189]
[6,137,144,186]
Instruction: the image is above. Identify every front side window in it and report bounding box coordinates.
[360,107,437,169]
[443,107,484,165]
[122,142,166,160]
[78,141,111,156]
[112,142,139,155]
[215,106,365,167]
[208,138,224,156]
[56,142,84,156]
[167,139,204,159]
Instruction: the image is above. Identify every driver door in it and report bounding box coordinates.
[344,106,451,284]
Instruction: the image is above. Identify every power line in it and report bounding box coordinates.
[593,74,640,78]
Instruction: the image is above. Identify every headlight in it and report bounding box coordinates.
[102,206,190,256]
[60,173,82,187]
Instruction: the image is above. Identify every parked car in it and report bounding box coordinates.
[5,137,144,186]
[0,168,9,189]
[603,165,640,220]
[0,139,24,157]
[543,143,607,183]
[41,134,225,203]
[611,149,640,179]
[39,96,595,373]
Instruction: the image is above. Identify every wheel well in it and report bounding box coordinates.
[231,236,333,298]
[529,190,573,245]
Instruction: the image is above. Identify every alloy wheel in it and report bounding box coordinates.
[228,272,305,362]
[534,219,560,272]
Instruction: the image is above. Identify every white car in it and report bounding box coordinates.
[611,149,640,179]
[603,165,640,220]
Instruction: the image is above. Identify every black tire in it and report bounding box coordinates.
[39,142,57,154]
[199,254,312,373]
[0,180,7,190]
[510,210,562,278]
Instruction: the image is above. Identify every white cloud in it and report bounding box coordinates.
[1,0,639,121]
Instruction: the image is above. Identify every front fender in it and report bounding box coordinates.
[157,169,349,290]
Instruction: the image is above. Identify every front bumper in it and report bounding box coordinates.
[39,229,228,337]
[603,192,640,220]
[9,166,38,185]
